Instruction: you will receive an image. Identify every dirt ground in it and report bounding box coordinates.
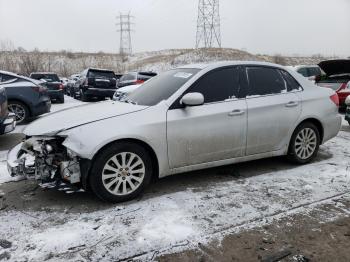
[158,197,350,262]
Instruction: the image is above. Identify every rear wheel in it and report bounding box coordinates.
[80,89,89,102]
[8,101,29,124]
[58,95,65,104]
[288,122,320,164]
[89,142,153,203]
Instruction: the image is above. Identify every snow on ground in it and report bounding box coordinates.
[0,97,349,261]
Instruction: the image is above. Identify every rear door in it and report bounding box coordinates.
[244,66,302,155]
[167,66,247,168]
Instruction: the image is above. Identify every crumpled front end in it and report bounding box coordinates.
[7,137,83,190]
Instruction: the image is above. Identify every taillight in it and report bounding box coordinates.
[84,79,89,86]
[330,94,339,107]
[59,84,64,90]
[136,79,145,84]
[32,85,46,93]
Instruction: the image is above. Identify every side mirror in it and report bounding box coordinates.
[180,92,204,107]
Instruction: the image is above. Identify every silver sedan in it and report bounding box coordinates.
[8,61,341,202]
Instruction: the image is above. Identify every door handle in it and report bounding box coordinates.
[228,110,245,116]
[285,101,298,108]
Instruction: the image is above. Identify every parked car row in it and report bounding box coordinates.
[65,69,157,102]
[291,59,350,110]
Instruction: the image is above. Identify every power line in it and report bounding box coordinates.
[196,0,221,49]
[116,12,134,56]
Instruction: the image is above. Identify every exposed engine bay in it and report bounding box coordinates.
[7,137,82,189]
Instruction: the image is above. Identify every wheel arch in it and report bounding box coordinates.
[293,118,324,144]
[86,138,160,184]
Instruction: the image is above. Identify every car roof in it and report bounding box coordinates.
[178,61,290,70]
[30,72,57,75]
[0,70,41,84]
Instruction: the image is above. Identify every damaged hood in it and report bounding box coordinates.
[318,59,350,76]
[24,100,148,136]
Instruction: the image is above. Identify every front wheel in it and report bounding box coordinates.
[288,122,320,164]
[89,142,153,203]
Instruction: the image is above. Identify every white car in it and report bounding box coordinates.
[288,65,325,81]
[8,61,341,202]
[113,84,142,101]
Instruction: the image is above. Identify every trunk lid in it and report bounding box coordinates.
[318,59,350,76]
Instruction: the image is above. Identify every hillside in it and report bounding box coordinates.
[0,48,336,77]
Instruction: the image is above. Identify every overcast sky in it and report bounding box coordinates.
[0,0,349,56]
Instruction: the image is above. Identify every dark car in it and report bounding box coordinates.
[73,68,118,102]
[117,71,157,88]
[0,85,16,135]
[0,70,51,124]
[66,74,80,97]
[30,72,65,103]
[316,59,350,110]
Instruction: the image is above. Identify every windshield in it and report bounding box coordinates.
[88,70,115,79]
[126,68,200,106]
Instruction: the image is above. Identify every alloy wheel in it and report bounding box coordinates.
[294,128,317,160]
[8,104,26,123]
[102,152,145,196]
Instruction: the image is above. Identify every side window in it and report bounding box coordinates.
[308,67,321,77]
[186,67,240,104]
[280,70,302,91]
[246,67,286,96]
[0,74,16,83]
[297,68,308,77]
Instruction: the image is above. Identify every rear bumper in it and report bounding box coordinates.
[0,113,16,135]
[84,88,116,98]
[31,99,51,117]
[48,90,64,99]
[322,113,342,144]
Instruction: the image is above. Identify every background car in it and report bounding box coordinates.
[0,85,16,135]
[73,68,118,101]
[113,84,142,101]
[0,70,51,124]
[66,74,80,97]
[316,59,350,110]
[30,72,65,103]
[117,71,157,88]
[289,65,325,80]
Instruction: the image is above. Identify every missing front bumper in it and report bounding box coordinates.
[7,142,81,185]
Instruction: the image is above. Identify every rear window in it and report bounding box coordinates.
[30,73,60,82]
[88,70,115,79]
[120,73,137,81]
[308,67,321,77]
[137,72,157,81]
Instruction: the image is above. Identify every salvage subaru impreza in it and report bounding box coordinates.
[7,62,341,202]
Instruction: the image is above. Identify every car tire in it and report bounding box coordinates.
[8,101,30,124]
[80,89,89,102]
[58,96,65,104]
[89,142,153,203]
[287,122,320,164]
